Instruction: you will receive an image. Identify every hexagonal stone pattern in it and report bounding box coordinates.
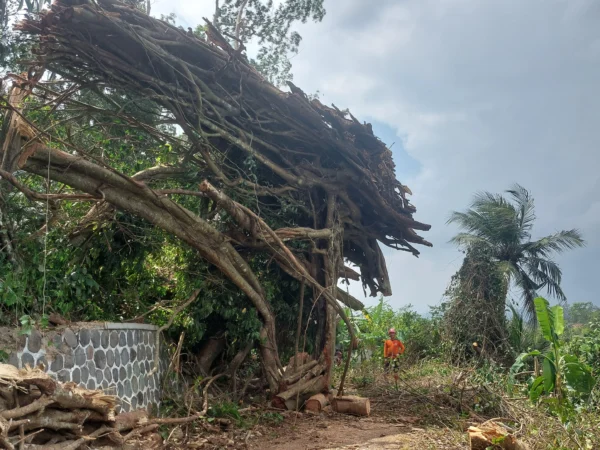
[7,325,164,412]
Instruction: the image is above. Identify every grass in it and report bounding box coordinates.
[336,358,600,450]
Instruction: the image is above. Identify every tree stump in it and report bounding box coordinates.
[468,423,530,450]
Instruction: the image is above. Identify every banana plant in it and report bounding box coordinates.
[510,297,596,418]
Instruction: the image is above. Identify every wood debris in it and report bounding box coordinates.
[0,364,160,449]
[468,421,530,450]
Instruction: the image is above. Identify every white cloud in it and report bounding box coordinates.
[153,0,600,312]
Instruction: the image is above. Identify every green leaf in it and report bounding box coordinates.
[562,355,596,396]
[534,297,554,342]
[550,305,564,337]
[530,376,545,403]
[542,355,555,393]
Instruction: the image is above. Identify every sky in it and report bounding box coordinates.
[152,0,600,313]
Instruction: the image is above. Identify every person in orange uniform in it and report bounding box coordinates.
[384,328,405,375]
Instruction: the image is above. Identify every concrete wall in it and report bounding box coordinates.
[6,322,165,413]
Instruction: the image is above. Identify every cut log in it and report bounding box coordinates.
[468,423,530,450]
[283,359,319,379]
[331,395,370,416]
[272,375,327,410]
[279,361,326,393]
[304,393,328,414]
[287,352,312,369]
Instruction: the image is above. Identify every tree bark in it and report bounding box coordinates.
[196,336,226,375]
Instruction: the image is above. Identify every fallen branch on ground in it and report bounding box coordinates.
[0,364,166,448]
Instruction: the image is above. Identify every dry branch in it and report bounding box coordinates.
[0,364,161,448]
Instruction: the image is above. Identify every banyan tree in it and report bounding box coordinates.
[1,0,431,403]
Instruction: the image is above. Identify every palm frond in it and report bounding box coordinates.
[525,230,585,258]
[524,257,563,287]
[506,184,535,238]
[448,198,520,247]
[448,232,489,248]
[512,267,540,322]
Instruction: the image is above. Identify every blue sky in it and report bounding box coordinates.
[153,0,600,314]
[370,121,422,182]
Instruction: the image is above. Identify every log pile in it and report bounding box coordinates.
[0,364,161,449]
[272,357,327,410]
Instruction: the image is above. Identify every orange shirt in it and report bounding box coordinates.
[384,339,405,358]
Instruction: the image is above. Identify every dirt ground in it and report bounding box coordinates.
[246,411,466,450]
[172,368,474,449]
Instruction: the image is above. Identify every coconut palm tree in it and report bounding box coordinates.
[448,184,585,319]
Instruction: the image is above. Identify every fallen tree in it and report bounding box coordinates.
[1,0,432,401]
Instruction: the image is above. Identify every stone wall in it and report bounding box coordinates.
[5,323,165,413]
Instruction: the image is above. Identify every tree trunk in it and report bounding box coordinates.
[196,336,226,375]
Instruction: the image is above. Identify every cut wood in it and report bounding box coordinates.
[468,422,530,450]
[304,393,328,414]
[0,364,163,448]
[331,395,370,417]
[272,375,327,410]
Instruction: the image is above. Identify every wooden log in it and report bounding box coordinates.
[272,375,327,410]
[280,360,321,391]
[287,352,312,369]
[304,393,328,414]
[279,361,326,394]
[283,359,319,379]
[331,395,370,416]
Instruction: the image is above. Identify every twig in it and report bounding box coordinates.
[148,289,200,377]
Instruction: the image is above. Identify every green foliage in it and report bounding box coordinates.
[566,318,600,380]
[507,303,548,357]
[511,297,596,421]
[215,0,326,86]
[441,245,510,363]
[565,302,600,326]
[208,401,242,426]
[337,297,441,363]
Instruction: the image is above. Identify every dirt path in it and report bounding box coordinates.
[247,411,465,450]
